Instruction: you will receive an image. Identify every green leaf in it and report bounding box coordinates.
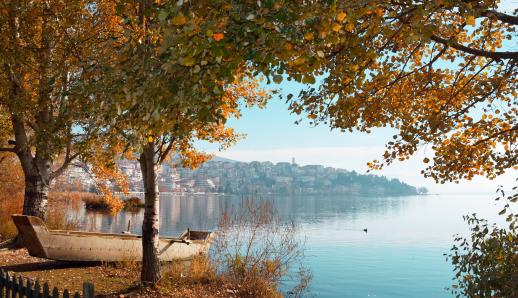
[158,10,168,22]
[180,57,196,67]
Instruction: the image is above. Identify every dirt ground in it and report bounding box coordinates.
[0,248,138,296]
[0,248,241,297]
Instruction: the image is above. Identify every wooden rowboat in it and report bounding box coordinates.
[11,215,213,262]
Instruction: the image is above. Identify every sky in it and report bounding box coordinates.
[202,93,515,194]
[201,1,517,194]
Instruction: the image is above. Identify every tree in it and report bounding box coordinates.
[99,0,518,285]
[92,0,384,285]
[90,0,278,284]
[0,0,116,219]
[448,182,518,297]
[417,187,429,194]
[283,1,517,183]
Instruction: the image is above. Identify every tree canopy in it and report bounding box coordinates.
[87,0,276,284]
[0,0,118,218]
[281,0,517,183]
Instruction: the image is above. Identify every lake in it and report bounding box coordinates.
[71,193,502,297]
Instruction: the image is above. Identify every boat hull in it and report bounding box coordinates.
[12,215,213,262]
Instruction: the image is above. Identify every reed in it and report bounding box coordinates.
[82,193,124,213]
[123,197,145,212]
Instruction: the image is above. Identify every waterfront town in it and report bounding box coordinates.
[56,157,420,196]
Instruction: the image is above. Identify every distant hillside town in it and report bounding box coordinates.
[54,157,424,196]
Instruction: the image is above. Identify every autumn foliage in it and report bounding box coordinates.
[0,154,84,239]
[278,1,517,183]
[0,154,24,240]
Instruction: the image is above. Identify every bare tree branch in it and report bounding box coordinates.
[51,152,81,179]
[431,35,518,60]
[474,126,518,146]
[481,10,518,26]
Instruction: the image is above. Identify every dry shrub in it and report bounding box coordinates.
[0,198,22,240]
[165,255,217,284]
[0,154,24,240]
[123,196,145,212]
[44,209,81,231]
[0,153,94,237]
[212,198,312,298]
[82,192,124,213]
[157,254,222,297]
[45,191,86,230]
[48,191,84,212]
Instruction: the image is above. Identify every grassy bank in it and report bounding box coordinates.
[0,249,277,297]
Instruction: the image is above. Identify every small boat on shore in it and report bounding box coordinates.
[11,215,213,262]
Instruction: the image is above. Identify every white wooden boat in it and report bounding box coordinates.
[11,215,213,262]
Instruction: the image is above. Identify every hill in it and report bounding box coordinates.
[57,157,419,196]
[172,159,418,196]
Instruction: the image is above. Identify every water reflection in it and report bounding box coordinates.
[71,194,409,236]
[68,193,500,297]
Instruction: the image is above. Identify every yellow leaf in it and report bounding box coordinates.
[336,11,347,22]
[332,23,341,32]
[302,75,316,84]
[345,23,354,32]
[172,14,187,26]
[304,32,314,40]
[293,56,306,66]
[466,15,475,26]
[148,136,154,143]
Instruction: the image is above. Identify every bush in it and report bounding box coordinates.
[82,193,124,213]
[212,198,311,297]
[0,198,22,241]
[0,154,24,241]
[123,197,145,212]
[448,181,518,297]
[0,191,84,240]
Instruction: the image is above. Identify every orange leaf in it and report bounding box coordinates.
[212,33,225,41]
[172,14,187,26]
[336,11,347,22]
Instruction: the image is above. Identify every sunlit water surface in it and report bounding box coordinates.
[70,193,503,297]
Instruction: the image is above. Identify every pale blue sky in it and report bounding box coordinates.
[202,84,515,194]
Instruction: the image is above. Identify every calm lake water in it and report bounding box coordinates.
[71,193,502,297]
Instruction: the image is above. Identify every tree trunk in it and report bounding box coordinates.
[12,116,53,220]
[139,141,161,285]
[20,153,52,220]
[22,173,50,220]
